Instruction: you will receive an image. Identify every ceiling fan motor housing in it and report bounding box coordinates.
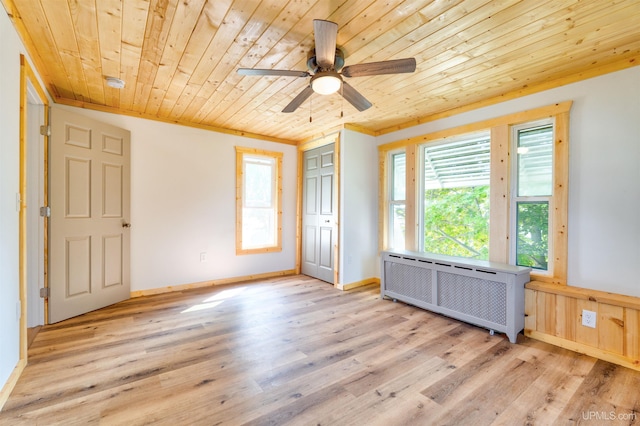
[307,48,345,73]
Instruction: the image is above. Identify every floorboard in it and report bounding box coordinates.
[1,275,639,425]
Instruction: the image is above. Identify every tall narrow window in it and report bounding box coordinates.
[389,151,406,249]
[420,132,491,259]
[512,121,553,270]
[236,147,283,254]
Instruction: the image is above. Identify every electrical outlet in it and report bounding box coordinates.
[200,252,208,263]
[582,309,596,328]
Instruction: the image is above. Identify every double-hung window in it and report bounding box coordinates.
[511,120,554,271]
[235,147,283,254]
[389,151,406,250]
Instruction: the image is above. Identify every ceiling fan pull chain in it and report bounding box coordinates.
[340,84,344,118]
[309,95,313,122]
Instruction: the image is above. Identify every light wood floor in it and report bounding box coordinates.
[2,275,639,425]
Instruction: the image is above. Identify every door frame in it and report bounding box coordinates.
[19,54,49,359]
[296,132,341,286]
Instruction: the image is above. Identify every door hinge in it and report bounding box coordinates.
[40,125,51,136]
[40,206,51,217]
[39,287,50,298]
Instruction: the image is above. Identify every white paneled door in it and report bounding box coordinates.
[49,108,131,323]
[302,144,336,283]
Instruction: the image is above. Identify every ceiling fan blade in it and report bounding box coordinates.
[313,19,338,69]
[341,58,416,78]
[282,85,314,113]
[341,82,372,112]
[238,68,309,77]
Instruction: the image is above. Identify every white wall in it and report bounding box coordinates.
[0,5,25,391]
[377,66,640,298]
[339,129,378,285]
[56,105,298,292]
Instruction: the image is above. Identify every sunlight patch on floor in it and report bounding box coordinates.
[181,286,247,313]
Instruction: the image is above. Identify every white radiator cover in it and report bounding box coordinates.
[381,250,531,343]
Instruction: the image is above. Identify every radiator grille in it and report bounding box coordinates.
[437,272,507,325]
[384,261,432,304]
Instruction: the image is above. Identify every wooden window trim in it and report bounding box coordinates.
[379,101,572,284]
[235,146,283,255]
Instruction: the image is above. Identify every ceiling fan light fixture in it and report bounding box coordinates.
[311,71,342,95]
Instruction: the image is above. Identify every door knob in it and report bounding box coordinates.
[324,220,331,223]
[122,222,132,228]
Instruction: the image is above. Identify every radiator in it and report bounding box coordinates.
[381,250,530,343]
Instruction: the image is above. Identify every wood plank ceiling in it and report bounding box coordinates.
[4,0,640,144]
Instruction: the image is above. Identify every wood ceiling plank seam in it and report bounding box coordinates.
[190,61,312,126]
[148,0,211,117]
[135,0,181,113]
[144,0,210,115]
[472,0,640,62]
[118,0,152,111]
[324,0,408,55]
[332,0,452,65]
[443,16,640,94]
[348,0,513,73]
[168,0,285,121]
[446,0,583,61]
[273,105,349,138]
[386,0,639,105]
[166,1,266,122]
[157,0,235,119]
[132,0,175,112]
[374,54,639,136]
[39,0,91,102]
[374,0,564,70]
[178,0,265,88]
[458,42,640,100]
[96,0,124,107]
[408,0,632,95]
[200,0,339,126]
[68,0,106,105]
[334,0,495,69]
[4,0,71,99]
[187,0,327,126]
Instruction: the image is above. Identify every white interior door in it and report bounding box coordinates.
[302,144,336,283]
[49,107,131,323]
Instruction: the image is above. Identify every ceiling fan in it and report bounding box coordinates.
[237,19,417,113]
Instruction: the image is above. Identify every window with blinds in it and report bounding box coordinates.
[419,132,491,259]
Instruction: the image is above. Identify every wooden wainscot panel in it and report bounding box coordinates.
[536,291,556,335]
[554,294,576,341]
[524,288,536,332]
[599,304,625,355]
[625,308,640,363]
[525,281,640,371]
